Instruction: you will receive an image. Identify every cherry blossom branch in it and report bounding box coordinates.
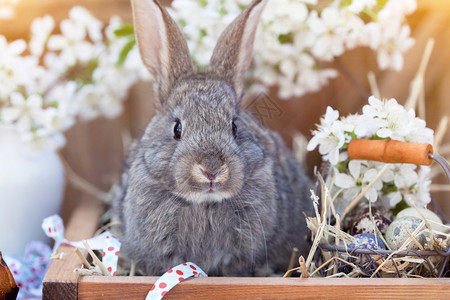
[340,164,390,221]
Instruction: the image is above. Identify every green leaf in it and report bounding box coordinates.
[199,29,207,39]
[113,23,134,37]
[335,161,346,173]
[278,33,293,44]
[49,101,59,108]
[117,39,136,66]
[340,0,352,7]
[64,58,99,86]
[392,200,409,216]
[197,0,207,7]
[371,134,390,140]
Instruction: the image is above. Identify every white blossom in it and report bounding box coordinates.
[0,6,150,151]
[335,160,383,202]
[346,0,376,13]
[308,96,433,208]
[308,7,346,61]
[0,0,19,19]
[170,0,417,99]
[29,15,55,56]
[307,107,353,165]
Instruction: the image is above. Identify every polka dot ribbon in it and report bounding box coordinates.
[146,262,207,300]
[42,214,121,276]
[3,241,52,299]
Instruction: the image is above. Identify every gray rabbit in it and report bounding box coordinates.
[113,0,313,276]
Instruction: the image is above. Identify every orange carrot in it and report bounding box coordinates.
[347,139,433,166]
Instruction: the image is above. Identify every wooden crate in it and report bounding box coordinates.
[42,195,450,299]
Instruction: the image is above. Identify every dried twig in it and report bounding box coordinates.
[75,248,92,269]
[285,248,298,277]
[309,256,361,278]
[299,256,309,278]
[370,221,426,278]
[430,184,450,192]
[82,240,112,276]
[60,154,111,203]
[94,221,122,237]
[367,71,381,99]
[129,261,136,277]
[405,38,434,111]
[434,116,449,150]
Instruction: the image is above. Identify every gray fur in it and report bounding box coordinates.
[114,0,313,276]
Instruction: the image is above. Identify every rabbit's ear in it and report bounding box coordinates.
[208,0,267,101]
[131,0,194,110]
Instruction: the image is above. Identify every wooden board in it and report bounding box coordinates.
[42,195,450,299]
[77,276,450,299]
[42,193,103,300]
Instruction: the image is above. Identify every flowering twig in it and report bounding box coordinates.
[340,164,389,221]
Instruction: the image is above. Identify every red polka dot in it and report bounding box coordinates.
[113,272,116,276]
[115,251,119,256]
[182,263,187,266]
[193,271,198,275]
[108,267,112,272]
[161,291,167,297]
[189,265,197,270]
[159,282,167,289]
[17,283,22,288]
[176,270,184,275]
[102,252,106,257]
[178,277,184,282]
[108,246,114,251]
[106,236,110,239]
[150,285,155,291]
[48,228,52,233]
[13,270,18,275]
[167,269,173,273]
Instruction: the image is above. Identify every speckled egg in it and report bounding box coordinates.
[343,202,394,230]
[352,212,392,235]
[347,233,386,250]
[396,207,443,231]
[385,216,427,250]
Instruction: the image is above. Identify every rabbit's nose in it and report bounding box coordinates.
[200,169,216,181]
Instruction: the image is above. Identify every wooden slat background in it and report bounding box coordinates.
[1,0,448,221]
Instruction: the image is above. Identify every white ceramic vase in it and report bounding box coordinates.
[0,125,65,257]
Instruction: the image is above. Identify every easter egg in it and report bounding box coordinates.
[396,207,443,231]
[343,201,394,231]
[352,212,392,235]
[347,233,386,250]
[385,216,427,250]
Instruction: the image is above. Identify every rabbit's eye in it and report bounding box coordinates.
[174,120,182,140]
[232,121,237,138]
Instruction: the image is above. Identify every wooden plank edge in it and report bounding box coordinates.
[43,194,103,300]
[78,276,450,299]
